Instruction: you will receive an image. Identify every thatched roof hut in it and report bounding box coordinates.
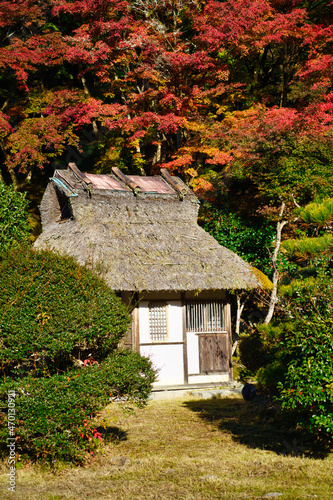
[35,164,269,390]
[35,164,262,293]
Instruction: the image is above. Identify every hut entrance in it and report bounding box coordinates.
[54,187,73,222]
[186,300,229,373]
[198,333,229,373]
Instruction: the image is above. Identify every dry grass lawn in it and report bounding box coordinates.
[0,394,332,499]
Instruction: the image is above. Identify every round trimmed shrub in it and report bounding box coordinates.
[0,245,130,378]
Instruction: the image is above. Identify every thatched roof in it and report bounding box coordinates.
[34,164,264,292]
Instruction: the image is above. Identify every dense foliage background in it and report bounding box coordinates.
[1,0,333,272]
[0,183,31,251]
[0,0,332,206]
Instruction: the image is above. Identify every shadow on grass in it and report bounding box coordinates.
[183,396,332,459]
[96,426,128,444]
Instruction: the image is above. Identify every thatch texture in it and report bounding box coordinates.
[34,167,263,292]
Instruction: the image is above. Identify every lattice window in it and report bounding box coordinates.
[148,302,168,342]
[186,300,225,333]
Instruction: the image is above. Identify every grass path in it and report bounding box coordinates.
[0,395,332,499]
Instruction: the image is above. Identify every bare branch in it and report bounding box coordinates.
[291,194,301,208]
[264,208,289,324]
[232,292,246,355]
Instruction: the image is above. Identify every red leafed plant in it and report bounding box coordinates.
[0,0,332,202]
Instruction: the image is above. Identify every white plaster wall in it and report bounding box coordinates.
[139,301,182,344]
[186,331,200,375]
[138,301,150,344]
[139,301,184,386]
[167,301,183,342]
[140,344,184,386]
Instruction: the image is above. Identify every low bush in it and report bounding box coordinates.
[278,316,333,439]
[0,350,156,464]
[256,361,287,395]
[238,331,272,378]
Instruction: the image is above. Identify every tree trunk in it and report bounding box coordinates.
[232,293,246,355]
[8,167,33,191]
[81,76,99,138]
[152,134,162,166]
[264,204,289,324]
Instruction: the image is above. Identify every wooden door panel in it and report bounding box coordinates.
[199,333,229,373]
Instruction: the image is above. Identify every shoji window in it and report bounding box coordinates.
[186,300,225,333]
[148,302,168,342]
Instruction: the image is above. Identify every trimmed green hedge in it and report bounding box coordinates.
[0,351,156,464]
[0,245,130,377]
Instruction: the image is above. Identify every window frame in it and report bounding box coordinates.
[148,301,169,342]
[185,299,226,334]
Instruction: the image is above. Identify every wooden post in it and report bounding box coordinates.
[129,292,140,352]
[225,294,233,381]
[181,292,188,385]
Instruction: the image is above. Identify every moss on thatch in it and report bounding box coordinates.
[250,266,273,290]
